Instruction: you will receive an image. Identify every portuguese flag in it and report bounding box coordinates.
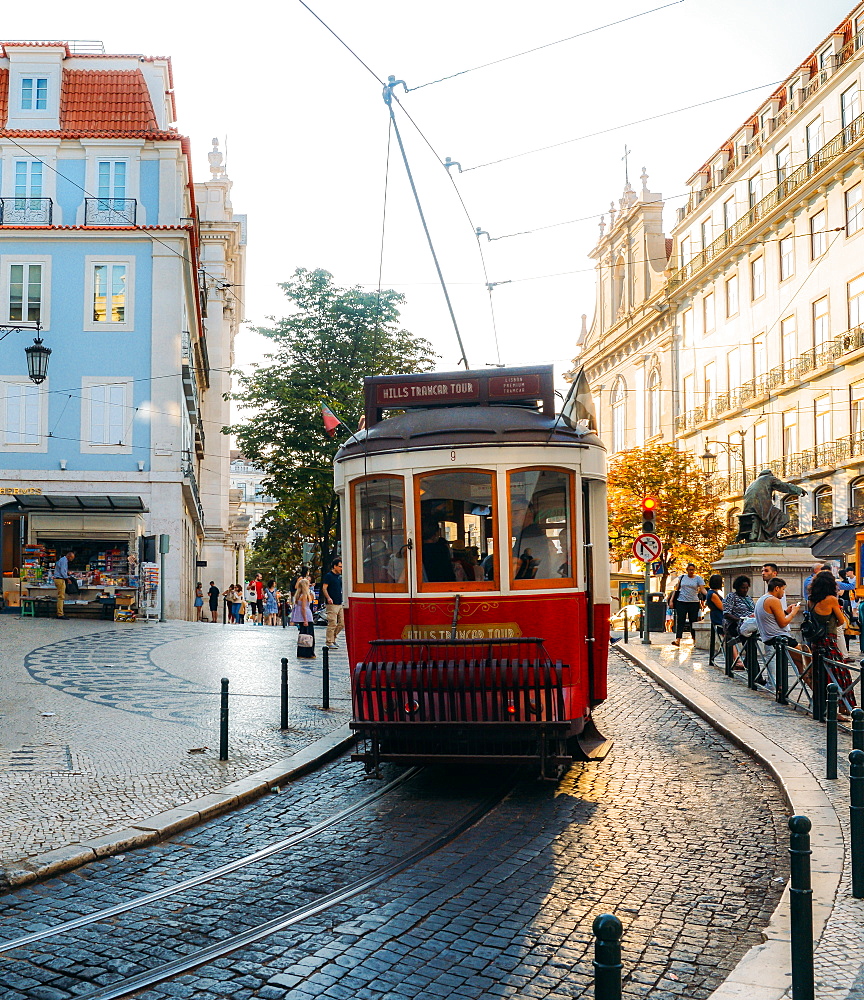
[321,403,341,437]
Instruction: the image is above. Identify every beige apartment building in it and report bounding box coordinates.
[579,5,864,559]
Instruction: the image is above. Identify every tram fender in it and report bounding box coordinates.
[569,716,612,761]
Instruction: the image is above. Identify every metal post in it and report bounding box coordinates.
[592,913,623,1000]
[219,677,229,761]
[788,815,815,1000]
[281,599,287,628]
[827,682,839,780]
[746,634,758,690]
[724,629,734,677]
[776,640,789,706]
[280,657,289,730]
[223,599,227,625]
[854,708,864,750]
[850,749,864,898]
[641,565,650,646]
[811,648,825,722]
[322,645,330,710]
[623,607,628,644]
[709,622,716,665]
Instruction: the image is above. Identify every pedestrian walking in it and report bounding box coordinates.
[208,581,220,622]
[194,582,205,621]
[292,575,316,658]
[807,571,857,715]
[322,557,344,649]
[53,550,75,619]
[669,563,706,646]
[263,579,279,626]
[254,573,265,625]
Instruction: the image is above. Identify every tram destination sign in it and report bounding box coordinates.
[376,378,480,406]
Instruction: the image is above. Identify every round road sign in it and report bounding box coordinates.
[632,533,662,563]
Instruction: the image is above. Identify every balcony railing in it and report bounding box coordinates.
[671,108,864,284]
[0,197,53,225]
[182,463,205,527]
[84,198,137,226]
[848,505,864,525]
[812,514,834,531]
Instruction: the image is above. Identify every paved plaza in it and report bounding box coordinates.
[0,616,349,881]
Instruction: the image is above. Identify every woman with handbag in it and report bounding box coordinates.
[669,563,707,647]
[292,576,316,658]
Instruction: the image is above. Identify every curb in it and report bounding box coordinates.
[1,723,357,892]
[617,645,843,1000]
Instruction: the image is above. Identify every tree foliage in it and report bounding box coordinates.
[607,443,732,591]
[227,268,438,578]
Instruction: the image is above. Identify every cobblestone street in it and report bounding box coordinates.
[0,652,788,1000]
[0,617,350,873]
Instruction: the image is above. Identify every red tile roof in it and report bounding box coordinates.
[0,69,7,126]
[60,69,158,130]
[0,128,178,139]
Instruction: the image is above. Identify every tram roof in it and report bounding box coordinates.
[334,403,601,462]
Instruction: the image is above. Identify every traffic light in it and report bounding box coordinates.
[641,496,658,533]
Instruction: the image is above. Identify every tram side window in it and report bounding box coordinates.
[509,469,575,586]
[353,476,407,590]
[416,470,496,588]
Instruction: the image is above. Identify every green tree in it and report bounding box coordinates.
[607,443,732,591]
[228,268,437,577]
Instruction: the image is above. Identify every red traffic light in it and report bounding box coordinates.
[641,496,658,515]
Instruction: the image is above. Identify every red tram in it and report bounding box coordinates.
[334,365,610,778]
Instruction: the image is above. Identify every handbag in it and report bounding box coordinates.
[739,615,759,637]
[297,633,314,647]
[65,576,80,595]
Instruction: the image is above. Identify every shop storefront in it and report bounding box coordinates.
[0,493,147,618]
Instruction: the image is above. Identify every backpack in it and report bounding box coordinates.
[800,608,827,642]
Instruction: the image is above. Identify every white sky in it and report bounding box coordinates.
[2,0,854,385]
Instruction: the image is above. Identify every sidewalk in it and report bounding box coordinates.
[614,629,864,1000]
[0,616,351,888]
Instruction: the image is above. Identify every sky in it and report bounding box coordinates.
[1,0,855,387]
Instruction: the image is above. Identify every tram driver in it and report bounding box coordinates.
[421,517,456,583]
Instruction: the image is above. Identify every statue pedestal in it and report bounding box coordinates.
[713,543,815,603]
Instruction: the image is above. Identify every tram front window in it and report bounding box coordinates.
[416,470,496,588]
[509,469,575,586]
[353,475,407,590]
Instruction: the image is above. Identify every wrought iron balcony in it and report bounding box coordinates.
[84,198,137,226]
[182,463,205,527]
[812,514,834,531]
[848,505,864,525]
[0,197,53,225]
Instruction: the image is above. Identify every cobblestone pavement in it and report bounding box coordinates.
[0,616,349,871]
[617,632,864,1000]
[0,654,787,999]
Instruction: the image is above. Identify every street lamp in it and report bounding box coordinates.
[700,434,747,488]
[0,322,51,384]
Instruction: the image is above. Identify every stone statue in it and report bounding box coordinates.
[737,469,805,542]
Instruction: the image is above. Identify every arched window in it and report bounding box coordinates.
[814,485,833,528]
[647,368,661,437]
[782,494,800,535]
[726,507,740,530]
[850,477,864,521]
[612,257,625,316]
[611,379,627,453]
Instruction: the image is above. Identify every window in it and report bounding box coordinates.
[842,85,861,128]
[819,45,833,75]
[20,77,47,111]
[727,348,741,393]
[97,161,127,210]
[681,307,693,346]
[1,379,42,448]
[810,210,827,258]
[416,470,496,590]
[725,274,739,317]
[647,368,661,437]
[847,184,863,235]
[815,394,831,446]
[748,175,760,209]
[850,275,864,328]
[611,379,626,452]
[852,382,864,445]
[700,219,711,250]
[703,291,715,333]
[813,296,830,347]
[776,146,791,184]
[352,475,407,591]
[509,469,574,586]
[750,256,764,299]
[783,495,800,533]
[814,485,833,526]
[781,316,796,365]
[851,476,864,516]
[14,160,42,206]
[723,198,735,230]
[807,118,824,158]
[779,236,794,280]
[87,261,129,326]
[679,236,691,267]
[9,263,41,322]
[682,373,694,414]
[612,256,625,315]
[80,377,132,453]
[753,334,767,378]
[754,419,768,468]
[704,361,715,403]
[782,409,798,454]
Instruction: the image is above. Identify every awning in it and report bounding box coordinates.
[811,524,861,560]
[0,494,147,512]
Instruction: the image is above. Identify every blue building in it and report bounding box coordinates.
[0,42,246,619]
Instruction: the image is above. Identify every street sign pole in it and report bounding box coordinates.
[642,560,651,646]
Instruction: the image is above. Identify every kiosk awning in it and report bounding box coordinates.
[811,524,861,560]
[0,495,147,512]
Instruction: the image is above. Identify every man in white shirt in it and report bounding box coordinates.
[53,551,74,619]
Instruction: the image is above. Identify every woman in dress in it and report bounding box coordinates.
[194,582,204,622]
[263,579,279,626]
[808,571,856,715]
[292,575,316,657]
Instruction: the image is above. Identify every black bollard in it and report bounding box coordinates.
[322,645,330,710]
[281,600,287,629]
[709,622,716,665]
[222,599,227,625]
[725,631,734,678]
[788,815,815,1000]
[853,708,864,751]
[219,677,229,761]
[623,610,628,645]
[811,648,825,722]
[827,682,839,780]
[746,634,759,690]
[592,913,623,1000]
[850,749,864,898]
[775,640,789,705]
[280,657,289,730]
